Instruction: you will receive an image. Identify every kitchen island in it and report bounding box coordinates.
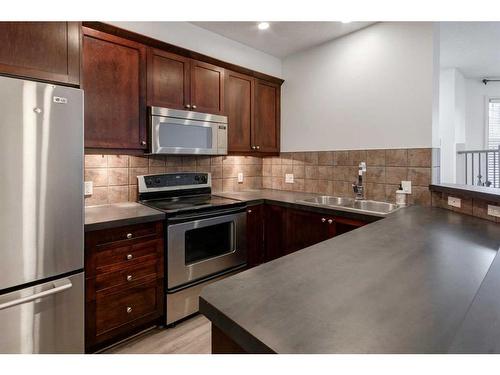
[200,206,500,353]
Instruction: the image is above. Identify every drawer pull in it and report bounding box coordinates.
[126,275,133,282]
[126,254,133,260]
[126,306,132,314]
[126,233,133,239]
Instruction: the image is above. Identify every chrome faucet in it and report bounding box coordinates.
[352,162,366,200]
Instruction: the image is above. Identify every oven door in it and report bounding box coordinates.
[151,115,221,155]
[167,208,247,289]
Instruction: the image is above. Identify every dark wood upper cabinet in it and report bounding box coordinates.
[225,70,254,153]
[82,27,147,150]
[0,22,80,85]
[148,53,225,115]
[190,60,225,115]
[254,79,281,153]
[147,48,190,110]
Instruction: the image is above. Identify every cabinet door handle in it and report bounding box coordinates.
[140,141,146,146]
[126,233,133,239]
[126,254,133,260]
[328,219,333,224]
[192,105,197,109]
[185,104,191,109]
[251,146,256,150]
[256,145,260,150]
[248,209,252,213]
[127,275,133,282]
[126,306,132,314]
[321,218,326,223]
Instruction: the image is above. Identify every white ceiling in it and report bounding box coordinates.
[191,22,375,58]
[440,22,500,78]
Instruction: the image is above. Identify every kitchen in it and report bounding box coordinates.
[2,1,500,373]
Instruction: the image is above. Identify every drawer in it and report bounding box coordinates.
[89,222,160,247]
[95,259,158,292]
[95,239,160,274]
[95,281,159,335]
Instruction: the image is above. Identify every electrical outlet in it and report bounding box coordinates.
[488,205,500,218]
[401,180,412,194]
[285,173,294,183]
[237,172,244,183]
[84,181,93,196]
[448,196,461,208]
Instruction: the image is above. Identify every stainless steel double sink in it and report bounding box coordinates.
[296,196,400,217]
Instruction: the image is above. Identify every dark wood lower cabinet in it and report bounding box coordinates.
[212,325,248,354]
[260,205,371,262]
[264,204,287,261]
[285,208,335,254]
[85,221,164,353]
[246,205,265,267]
[335,216,368,235]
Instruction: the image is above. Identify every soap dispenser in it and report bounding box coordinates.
[395,183,407,206]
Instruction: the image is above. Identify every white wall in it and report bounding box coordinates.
[109,22,282,78]
[438,68,465,183]
[464,79,500,150]
[281,22,436,151]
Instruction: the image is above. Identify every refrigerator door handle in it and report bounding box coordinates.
[0,278,73,311]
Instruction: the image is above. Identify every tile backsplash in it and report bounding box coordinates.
[84,154,262,206]
[263,148,435,206]
[84,148,435,207]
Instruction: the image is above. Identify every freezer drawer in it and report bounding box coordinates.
[0,272,84,354]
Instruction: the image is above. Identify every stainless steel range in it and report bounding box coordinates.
[137,172,247,325]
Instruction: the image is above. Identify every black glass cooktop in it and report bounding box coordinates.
[141,194,242,214]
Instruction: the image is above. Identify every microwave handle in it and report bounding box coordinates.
[167,206,246,223]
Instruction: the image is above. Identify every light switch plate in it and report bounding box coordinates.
[448,196,461,208]
[285,173,294,183]
[401,180,412,194]
[237,172,244,183]
[84,181,93,196]
[487,204,500,218]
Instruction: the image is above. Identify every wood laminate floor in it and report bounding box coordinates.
[104,315,211,354]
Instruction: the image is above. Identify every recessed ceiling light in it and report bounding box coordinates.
[258,22,270,30]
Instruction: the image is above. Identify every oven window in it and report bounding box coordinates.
[159,122,213,149]
[185,222,233,264]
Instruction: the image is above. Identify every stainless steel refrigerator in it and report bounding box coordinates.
[0,76,84,353]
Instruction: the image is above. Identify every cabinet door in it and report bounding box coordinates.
[264,205,287,262]
[225,70,254,152]
[285,209,331,254]
[247,205,264,267]
[82,27,147,150]
[190,60,225,114]
[334,216,367,236]
[0,22,80,85]
[253,79,280,153]
[147,48,191,110]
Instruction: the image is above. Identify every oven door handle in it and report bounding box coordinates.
[167,205,246,223]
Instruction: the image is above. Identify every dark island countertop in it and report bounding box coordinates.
[430,183,500,203]
[85,202,165,232]
[200,206,500,353]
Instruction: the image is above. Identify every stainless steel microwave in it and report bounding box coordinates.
[149,107,228,155]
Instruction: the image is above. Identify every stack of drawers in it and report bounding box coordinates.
[85,221,164,353]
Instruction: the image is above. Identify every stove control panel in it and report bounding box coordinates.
[138,172,211,193]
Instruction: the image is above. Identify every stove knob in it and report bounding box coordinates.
[194,175,200,182]
[201,176,207,183]
[155,177,161,184]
